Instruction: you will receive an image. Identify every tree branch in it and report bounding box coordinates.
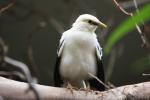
[0,77,149,100]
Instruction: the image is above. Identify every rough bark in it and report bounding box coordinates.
[0,77,149,100]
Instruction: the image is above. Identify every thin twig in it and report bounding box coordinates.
[88,73,122,100]
[120,0,148,9]
[113,0,150,48]
[88,73,110,89]
[4,56,41,100]
[142,73,150,76]
[113,0,132,16]
[107,82,116,88]
[132,0,150,48]
[0,3,14,14]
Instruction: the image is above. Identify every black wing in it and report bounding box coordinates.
[88,51,105,91]
[88,39,105,91]
[53,39,65,87]
[54,55,63,87]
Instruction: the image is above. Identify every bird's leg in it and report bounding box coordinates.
[66,82,77,94]
[79,81,93,93]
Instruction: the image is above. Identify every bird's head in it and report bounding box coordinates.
[72,14,107,32]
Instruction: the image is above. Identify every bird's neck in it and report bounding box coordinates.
[72,23,96,32]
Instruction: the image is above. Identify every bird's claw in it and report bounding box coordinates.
[66,82,78,94]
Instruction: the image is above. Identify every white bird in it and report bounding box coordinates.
[54,14,107,91]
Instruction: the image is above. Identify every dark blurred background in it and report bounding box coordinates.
[0,0,149,86]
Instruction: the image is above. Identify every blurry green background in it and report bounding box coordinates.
[0,0,150,86]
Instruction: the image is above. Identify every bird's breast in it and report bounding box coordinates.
[60,32,97,81]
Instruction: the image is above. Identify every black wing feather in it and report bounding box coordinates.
[54,55,63,87]
[53,39,65,87]
[88,50,105,91]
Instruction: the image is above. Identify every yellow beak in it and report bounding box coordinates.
[98,21,107,28]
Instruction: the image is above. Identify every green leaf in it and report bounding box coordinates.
[104,3,150,55]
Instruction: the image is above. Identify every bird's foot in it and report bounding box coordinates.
[66,82,77,94]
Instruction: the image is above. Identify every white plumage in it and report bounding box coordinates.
[60,30,100,81]
[54,14,106,90]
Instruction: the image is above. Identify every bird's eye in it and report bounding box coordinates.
[88,20,98,26]
[88,20,92,24]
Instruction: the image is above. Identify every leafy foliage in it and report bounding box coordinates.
[104,3,150,55]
